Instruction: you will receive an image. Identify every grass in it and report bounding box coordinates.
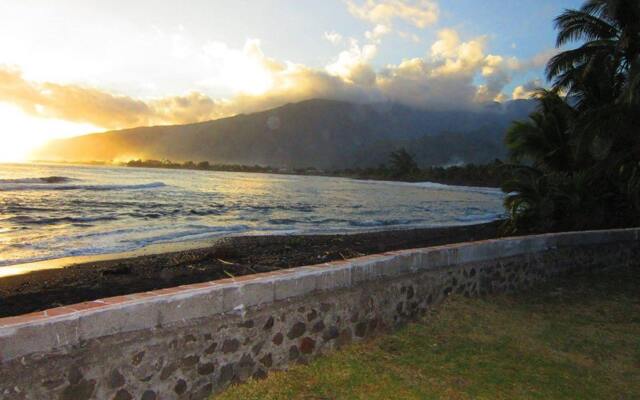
[217,267,640,399]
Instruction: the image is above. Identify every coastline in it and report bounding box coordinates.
[29,160,504,189]
[0,237,224,279]
[0,222,501,318]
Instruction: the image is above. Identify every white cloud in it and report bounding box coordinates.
[430,29,487,77]
[365,24,392,42]
[377,58,477,109]
[326,39,378,84]
[512,79,542,100]
[346,0,439,29]
[475,55,518,102]
[199,39,280,95]
[376,29,504,108]
[324,31,344,45]
[0,29,547,131]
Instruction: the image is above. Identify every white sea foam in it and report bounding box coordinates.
[0,176,76,184]
[353,178,503,196]
[0,181,166,192]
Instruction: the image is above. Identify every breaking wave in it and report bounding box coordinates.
[0,176,76,184]
[0,181,167,192]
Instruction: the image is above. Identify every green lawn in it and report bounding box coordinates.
[217,266,640,399]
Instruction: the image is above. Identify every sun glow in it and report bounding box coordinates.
[200,39,276,96]
[0,103,101,163]
[226,60,274,96]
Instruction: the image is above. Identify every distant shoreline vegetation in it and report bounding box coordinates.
[123,154,506,188]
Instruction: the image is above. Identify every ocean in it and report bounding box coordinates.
[0,163,504,267]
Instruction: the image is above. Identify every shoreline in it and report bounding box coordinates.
[0,237,224,279]
[26,160,503,189]
[0,222,501,318]
[0,219,503,279]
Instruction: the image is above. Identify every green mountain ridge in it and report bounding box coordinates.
[35,98,535,168]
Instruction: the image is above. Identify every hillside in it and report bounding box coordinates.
[35,99,535,168]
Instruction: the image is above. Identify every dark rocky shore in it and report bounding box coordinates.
[0,222,500,318]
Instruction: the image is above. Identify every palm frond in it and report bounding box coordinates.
[546,44,614,81]
[554,9,618,47]
[620,57,640,104]
[580,0,609,18]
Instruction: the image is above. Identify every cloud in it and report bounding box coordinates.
[512,79,542,100]
[199,39,280,96]
[380,29,545,106]
[346,0,439,29]
[430,29,486,76]
[324,31,344,45]
[365,24,392,42]
[376,30,502,109]
[377,58,477,109]
[326,39,378,84]
[0,30,546,131]
[1,66,148,128]
[0,58,374,130]
[475,55,519,102]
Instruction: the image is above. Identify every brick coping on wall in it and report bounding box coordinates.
[1,228,638,362]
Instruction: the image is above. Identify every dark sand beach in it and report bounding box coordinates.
[0,222,500,318]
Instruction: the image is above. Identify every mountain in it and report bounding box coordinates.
[35,98,536,169]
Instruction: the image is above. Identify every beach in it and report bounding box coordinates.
[0,222,500,318]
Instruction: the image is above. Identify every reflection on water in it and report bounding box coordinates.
[0,163,504,267]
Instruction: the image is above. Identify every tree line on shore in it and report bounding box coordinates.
[124,153,506,188]
[330,150,507,187]
[125,159,277,174]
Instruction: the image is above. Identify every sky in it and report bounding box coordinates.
[0,0,583,161]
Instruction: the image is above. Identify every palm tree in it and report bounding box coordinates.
[547,0,640,106]
[502,0,640,233]
[505,90,577,172]
[501,166,551,233]
[389,148,419,178]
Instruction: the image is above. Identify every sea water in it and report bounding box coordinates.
[0,163,504,267]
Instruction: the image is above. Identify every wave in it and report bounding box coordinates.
[268,218,299,225]
[0,182,167,192]
[454,213,503,223]
[0,224,305,267]
[354,178,503,196]
[0,176,76,184]
[348,218,427,228]
[8,215,119,225]
[131,224,253,246]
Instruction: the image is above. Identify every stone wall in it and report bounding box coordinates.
[1,228,638,399]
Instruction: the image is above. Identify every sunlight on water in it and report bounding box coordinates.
[0,163,504,267]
